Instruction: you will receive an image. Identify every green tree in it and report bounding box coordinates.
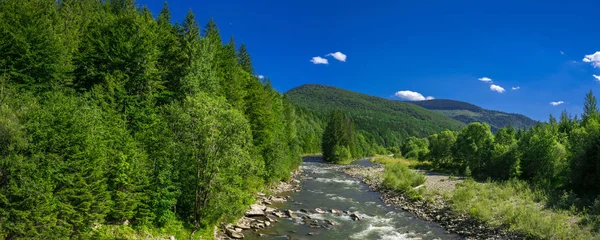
[452,122,494,178]
[583,90,599,123]
[322,110,356,163]
[428,130,458,169]
[401,136,429,161]
[0,0,71,91]
[237,43,254,74]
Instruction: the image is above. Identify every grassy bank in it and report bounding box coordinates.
[91,221,211,240]
[377,155,599,239]
[382,163,426,200]
[446,180,595,239]
[371,155,432,169]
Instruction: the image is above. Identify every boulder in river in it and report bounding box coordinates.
[226,228,244,239]
[245,204,266,217]
[350,213,361,221]
[286,209,297,218]
[270,196,287,203]
[314,208,325,214]
[272,210,286,218]
[324,219,336,226]
[235,217,254,230]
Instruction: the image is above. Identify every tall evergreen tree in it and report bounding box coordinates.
[237,43,254,74]
[583,90,599,123]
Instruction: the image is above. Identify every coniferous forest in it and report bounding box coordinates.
[0,0,312,238]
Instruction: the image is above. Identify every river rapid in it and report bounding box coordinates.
[244,157,459,240]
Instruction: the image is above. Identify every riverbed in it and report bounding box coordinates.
[244,157,459,240]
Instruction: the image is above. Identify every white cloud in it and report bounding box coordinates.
[257,75,265,79]
[583,51,600,68]
[310,56,328,64]
[326,52,347,62]
[594,74,600,82]
[512,86,520,90]
[394,90,434,101]
[490,84,505,93]
[550,101,564,106]
[478,77,492,83]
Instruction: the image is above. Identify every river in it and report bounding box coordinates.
[244,157,459,240]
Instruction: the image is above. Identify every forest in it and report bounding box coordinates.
[0,0,321,238]
[398,90,600,231]
[286,84,465,147]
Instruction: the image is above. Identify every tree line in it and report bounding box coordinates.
[0,0,315,238]
[401,90,600,203]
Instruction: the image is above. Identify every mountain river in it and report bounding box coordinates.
[244,157,459,240]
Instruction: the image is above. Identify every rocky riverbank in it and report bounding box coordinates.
[215,168,316,239]
[342,165,526,240]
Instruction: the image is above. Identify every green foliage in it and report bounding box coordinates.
[410,99,538,132]
[428,130,457,169]
[405,91,600,237]
[452,122,494,178]
[400,136,429,161]
[450,180,594,239]
[322,110,357,163]
[0,1,303,238]
[286,84,465,148]
[382,163,426,200]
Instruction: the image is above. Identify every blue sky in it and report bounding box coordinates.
[138,0,600,121]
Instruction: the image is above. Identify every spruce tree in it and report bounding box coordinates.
[237,44,254,74]
[583,90,599,123]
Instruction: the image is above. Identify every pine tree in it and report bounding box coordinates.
[156,2,183,102]
[0,0,71,91]
[237,44,254,74]
[583,90,599,123]
[322,110,356,163]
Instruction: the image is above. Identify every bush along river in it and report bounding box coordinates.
[218,156,460,240]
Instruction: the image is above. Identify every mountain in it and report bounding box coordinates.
[408,99,538,131]
[285,84,465,146]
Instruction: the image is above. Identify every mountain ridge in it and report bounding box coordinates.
[407,99,538,131]
[285,84,465,146]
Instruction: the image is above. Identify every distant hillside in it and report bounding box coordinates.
[409,99,538,131]
[286,84,465,146]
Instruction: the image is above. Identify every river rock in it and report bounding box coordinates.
[286,210,297,218]
[330,209,340,214]
[266,216,278,222]
[272,210,286,218]
[324,219,336,226]
[350,213,361,221]
[270,196,287,203]
[303,218,320,228]
[245,204,266,217]
[314,208,325,214]
[265,207,276,213]
[226,228,244,239]
[300,208,309,213]
[235,217,254,230]
[245,208,264,217]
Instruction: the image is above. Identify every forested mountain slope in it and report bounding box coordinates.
[0,1,306,238]
[409,99,538,131]
[286,84,465,147]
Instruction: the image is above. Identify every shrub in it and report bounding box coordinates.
[383,163,426,200]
